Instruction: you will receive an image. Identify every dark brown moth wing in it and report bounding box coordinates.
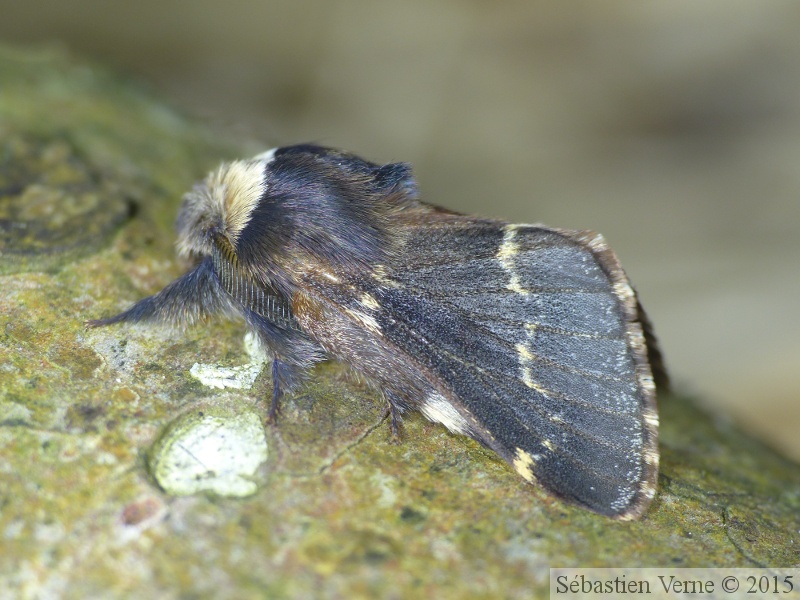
[366,220,659,519]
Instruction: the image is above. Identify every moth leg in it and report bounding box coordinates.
[383,390,404,438]
[267,357,300,424]
[87,258,231,328]
[244,312,325,424]
[389,405,403,437]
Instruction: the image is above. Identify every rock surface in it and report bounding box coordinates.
[1,46,798,599]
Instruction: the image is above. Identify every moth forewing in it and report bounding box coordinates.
[286,215,659,519]
[346,219,661,519]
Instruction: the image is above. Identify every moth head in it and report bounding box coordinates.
[175,150,274,260]
[175,145,417,268]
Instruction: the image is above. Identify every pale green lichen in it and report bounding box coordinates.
[148,404,268,497]
[189,332,268,390]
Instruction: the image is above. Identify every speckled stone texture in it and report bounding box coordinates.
[1,46,798,599]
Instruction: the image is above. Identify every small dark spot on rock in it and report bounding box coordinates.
[363,548,389,564]
[76,403,105,420]
[66,402,106,431]
[124,197,139,220]
[421,489,437,500]
[121,496,162,526]
[399,506,426,524]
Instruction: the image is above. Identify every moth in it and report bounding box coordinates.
[90,144,665,519]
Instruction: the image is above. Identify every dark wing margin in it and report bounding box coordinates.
[374,222,659,519]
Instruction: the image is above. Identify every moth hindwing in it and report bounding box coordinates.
[90,144,662,519]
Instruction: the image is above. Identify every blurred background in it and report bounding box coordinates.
[1,0,798,460]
